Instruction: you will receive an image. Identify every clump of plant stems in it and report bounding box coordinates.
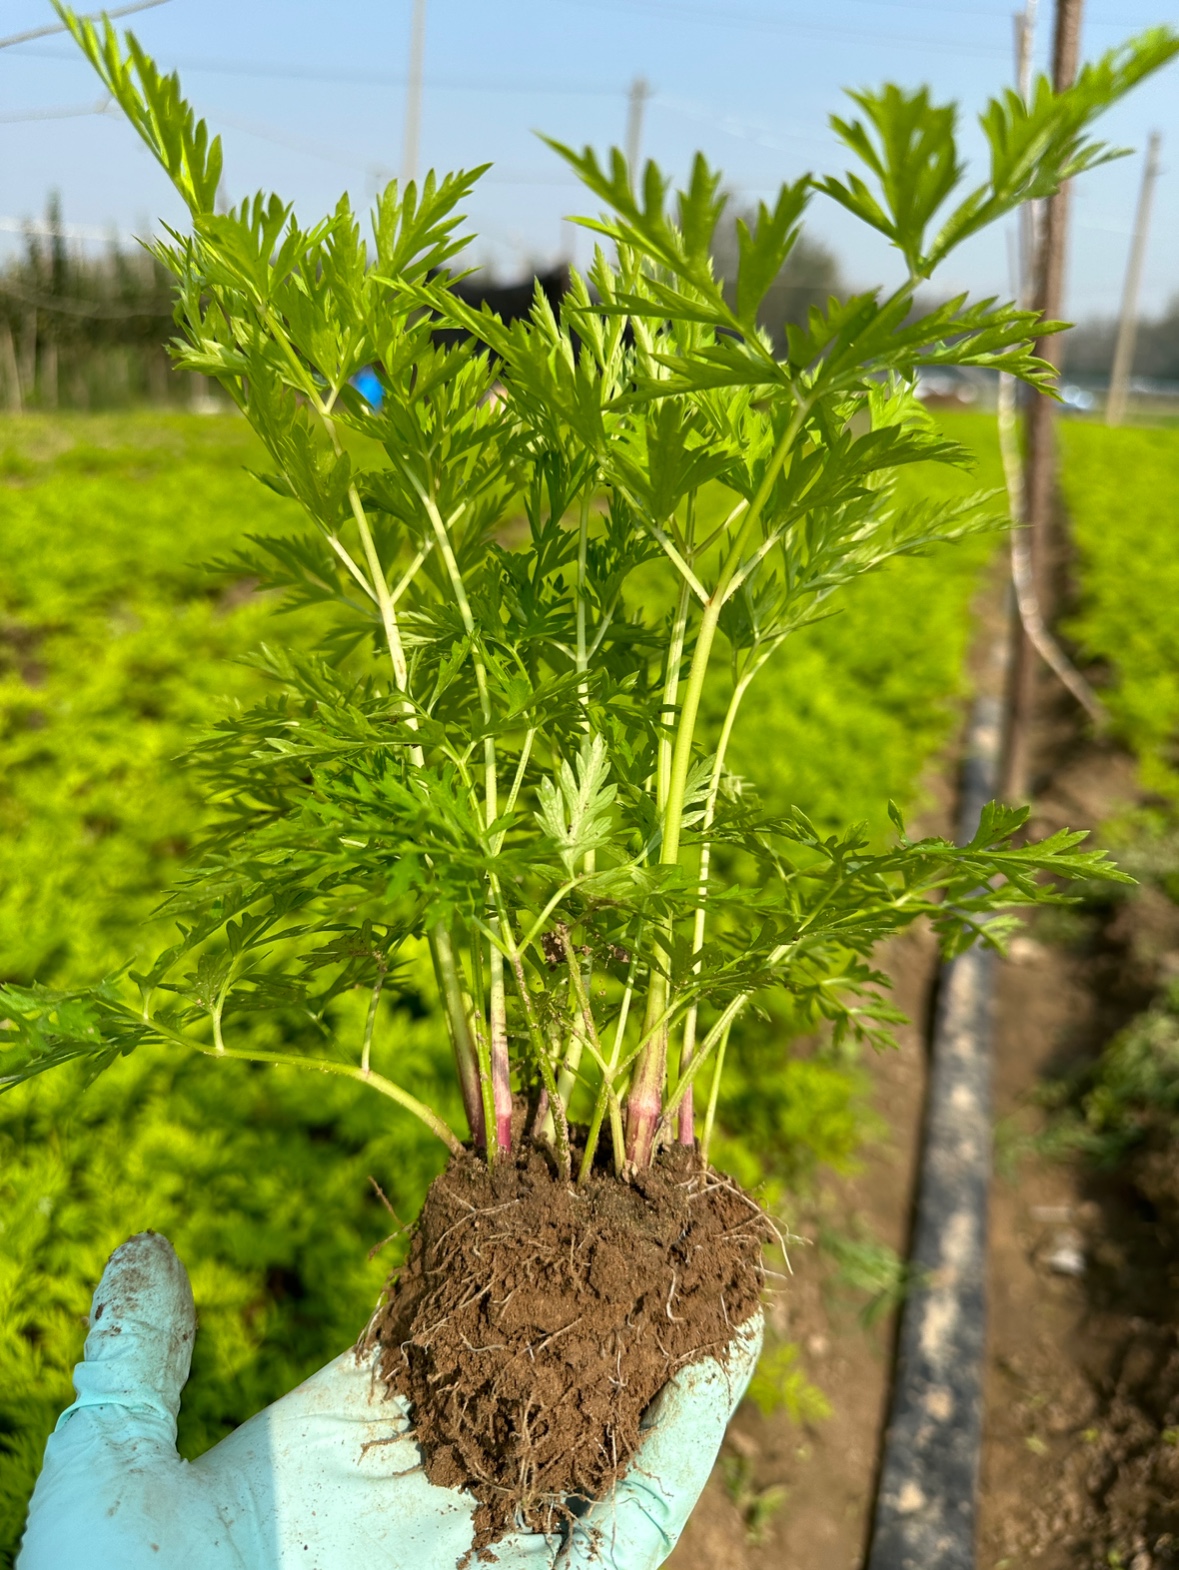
[2,11,1170,1183]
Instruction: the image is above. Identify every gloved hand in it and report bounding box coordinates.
[18,1231,761,1569]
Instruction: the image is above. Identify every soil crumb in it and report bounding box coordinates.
[363,1142,767,1554]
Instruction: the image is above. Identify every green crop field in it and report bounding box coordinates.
[1039,422,1179,1193]
[0,409,1000,1563]
[1061,423,1179,807]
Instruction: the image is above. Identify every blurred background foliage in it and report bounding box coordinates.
[0,192,841,417]
[0,199,179,416]
[0,409,999,1561]
[1062,423,1179,807]
[1029,423,1179,1205]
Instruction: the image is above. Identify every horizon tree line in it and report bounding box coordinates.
[0,191,1171,414]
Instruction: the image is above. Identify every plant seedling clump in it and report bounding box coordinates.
[3,5,1172,1543]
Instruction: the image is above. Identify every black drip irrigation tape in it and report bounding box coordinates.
[865,669,1007,1570]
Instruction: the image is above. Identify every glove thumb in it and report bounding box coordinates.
[18,1235,204,1569]
[61,1230,196,1441]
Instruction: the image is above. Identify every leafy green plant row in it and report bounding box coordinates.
[1062,423,1179,808]
[1023,427,1179,1185]
[0,417,462,1565]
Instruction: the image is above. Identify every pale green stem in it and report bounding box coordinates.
[661,942,796,1136]
[430,924,484,1143]
[626,591,724,1166]
[561,931,625,1171]
[339,479,489,1131]
[586,595,620,659]
[609,990,692,1083]
[419,492,497,829]
[574,489,598,889]
[212,982,229,1056]
[517,876,589,956]
[694,496,750,559]
[325,533,379,603]
[699,1021,731,1169]
[360,968,385,1075]
[417,487,511,1157]
[665,992,750,1126]
[499,911,571,1180]
[606,1080,627,1180]
[578,1095,609,1185]
[501,728,535,830]
[487,940,512,1151]
[678,653,767,1142]
[469,1006,500,1168]
[558,967,587,1107]
[181,1038,464,1155]
[258,308,413,696]
[576,487,590,703]
[488,722,535,940]
[389,539,435,607]
[626,410,807,1167]
[642,517,709,604]
[568,1029,626,1177]
[580,1094,628,1183]
[609,963,639,1072]
[578,946,641,1183]
[662,412,806,869]
[658,578,692,816]
[348,484,412,692]
[327,402,483,1152]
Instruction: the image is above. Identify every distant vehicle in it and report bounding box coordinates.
[350,266,571,409]
[914,365,998,409]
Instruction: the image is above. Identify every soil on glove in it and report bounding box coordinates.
[363,1142,767,1554]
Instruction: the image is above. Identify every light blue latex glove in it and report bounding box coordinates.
[18,1232,761,1569]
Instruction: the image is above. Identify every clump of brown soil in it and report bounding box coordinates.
[363,1142,767,1552]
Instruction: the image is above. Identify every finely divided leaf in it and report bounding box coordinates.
[535,735,618,876]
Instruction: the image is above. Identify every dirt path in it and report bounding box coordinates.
[668,925,937,1570]
[670,567,1000,1569]
[670,619,982,1568]
[978,723,1179,1570]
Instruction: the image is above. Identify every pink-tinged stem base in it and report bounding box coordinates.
[492,1049,513,1155]
[625,1097,660,1170]
[676,1088,695,1147]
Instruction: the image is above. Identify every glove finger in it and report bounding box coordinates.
[559,1313,763,1570]
[62,1230,195,1440]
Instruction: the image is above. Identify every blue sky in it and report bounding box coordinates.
[1,0,1177,320]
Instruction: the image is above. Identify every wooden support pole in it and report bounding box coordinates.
[1003,0,1084,803]
[1016,1,1040,293]
[0,321,22,414]
[1106,131,1163,428]
[625,76,650,179]
[401,0,427,189]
